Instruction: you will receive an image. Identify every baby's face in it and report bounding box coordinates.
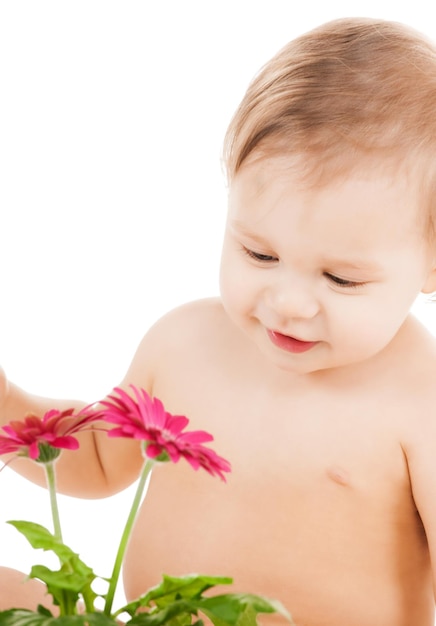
[219,155,434,375]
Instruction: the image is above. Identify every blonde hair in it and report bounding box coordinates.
[223,18,436,228]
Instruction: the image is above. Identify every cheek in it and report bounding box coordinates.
[219,244,238,308]
[219,261,245,313]
[327,292,411,354]
[219,245,254,316]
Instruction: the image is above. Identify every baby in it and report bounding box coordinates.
[2,16,436,626]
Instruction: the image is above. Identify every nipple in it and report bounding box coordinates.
[326,465,350,487]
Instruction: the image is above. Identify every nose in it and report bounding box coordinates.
[265,272,320,321]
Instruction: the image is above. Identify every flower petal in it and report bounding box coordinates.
[99,386,231,481]
[0,406,100,463]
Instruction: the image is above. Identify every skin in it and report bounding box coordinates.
[2,155,436,625]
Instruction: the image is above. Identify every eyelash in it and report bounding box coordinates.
[324,273,366,289]
[242,247,278,263]
[242,248,367,289]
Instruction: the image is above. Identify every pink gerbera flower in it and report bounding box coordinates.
[100,386,231,481]
[0,407,100,461]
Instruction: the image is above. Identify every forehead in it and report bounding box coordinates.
[228,155,424,238]
[226,156,435,273]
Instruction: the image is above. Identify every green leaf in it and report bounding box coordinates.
[66,614,119,625]
[234,604,260,626]
[146,573,233,604]
[199,593,291,624]
[126,599,200,626]
[35,607,54,618]
[7,521,99,612]
[0,609,48,626]
[0,610,120,626]
[122,573,233,615]
[119,574,293,626]
[126,593,292,626]
[30,565,94,594]
[7,522,83,565]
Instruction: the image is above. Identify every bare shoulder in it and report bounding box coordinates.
[362,315,436,452]
[399,316,436,401]
[158,297,227,329]
[146,297,232,348]
[393,317,436,422]
[120,298,240,391]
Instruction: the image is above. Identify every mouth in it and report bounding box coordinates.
[267,330,318,354]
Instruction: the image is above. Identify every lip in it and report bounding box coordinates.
[267,329,318,354]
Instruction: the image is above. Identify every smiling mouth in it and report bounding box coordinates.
[267,330,318,353]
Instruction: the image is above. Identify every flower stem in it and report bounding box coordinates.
[44,461,63,542]
[104,458,154,616]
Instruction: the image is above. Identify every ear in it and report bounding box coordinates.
[421,266,436,294]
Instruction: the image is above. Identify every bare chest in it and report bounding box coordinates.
[124,376,431,625]
[157,369,408,497]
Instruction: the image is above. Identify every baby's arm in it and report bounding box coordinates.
[0,299,217,499]
[0,340,153,499]
[403,399,436,600]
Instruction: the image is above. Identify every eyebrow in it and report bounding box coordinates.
[322,258,384,273]
[229,220,269,244]
[229,220,384,274]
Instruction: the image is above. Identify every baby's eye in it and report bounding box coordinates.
[243,247,278,263]
[325,273,365,289]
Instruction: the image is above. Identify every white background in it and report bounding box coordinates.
[1,0,436,613]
